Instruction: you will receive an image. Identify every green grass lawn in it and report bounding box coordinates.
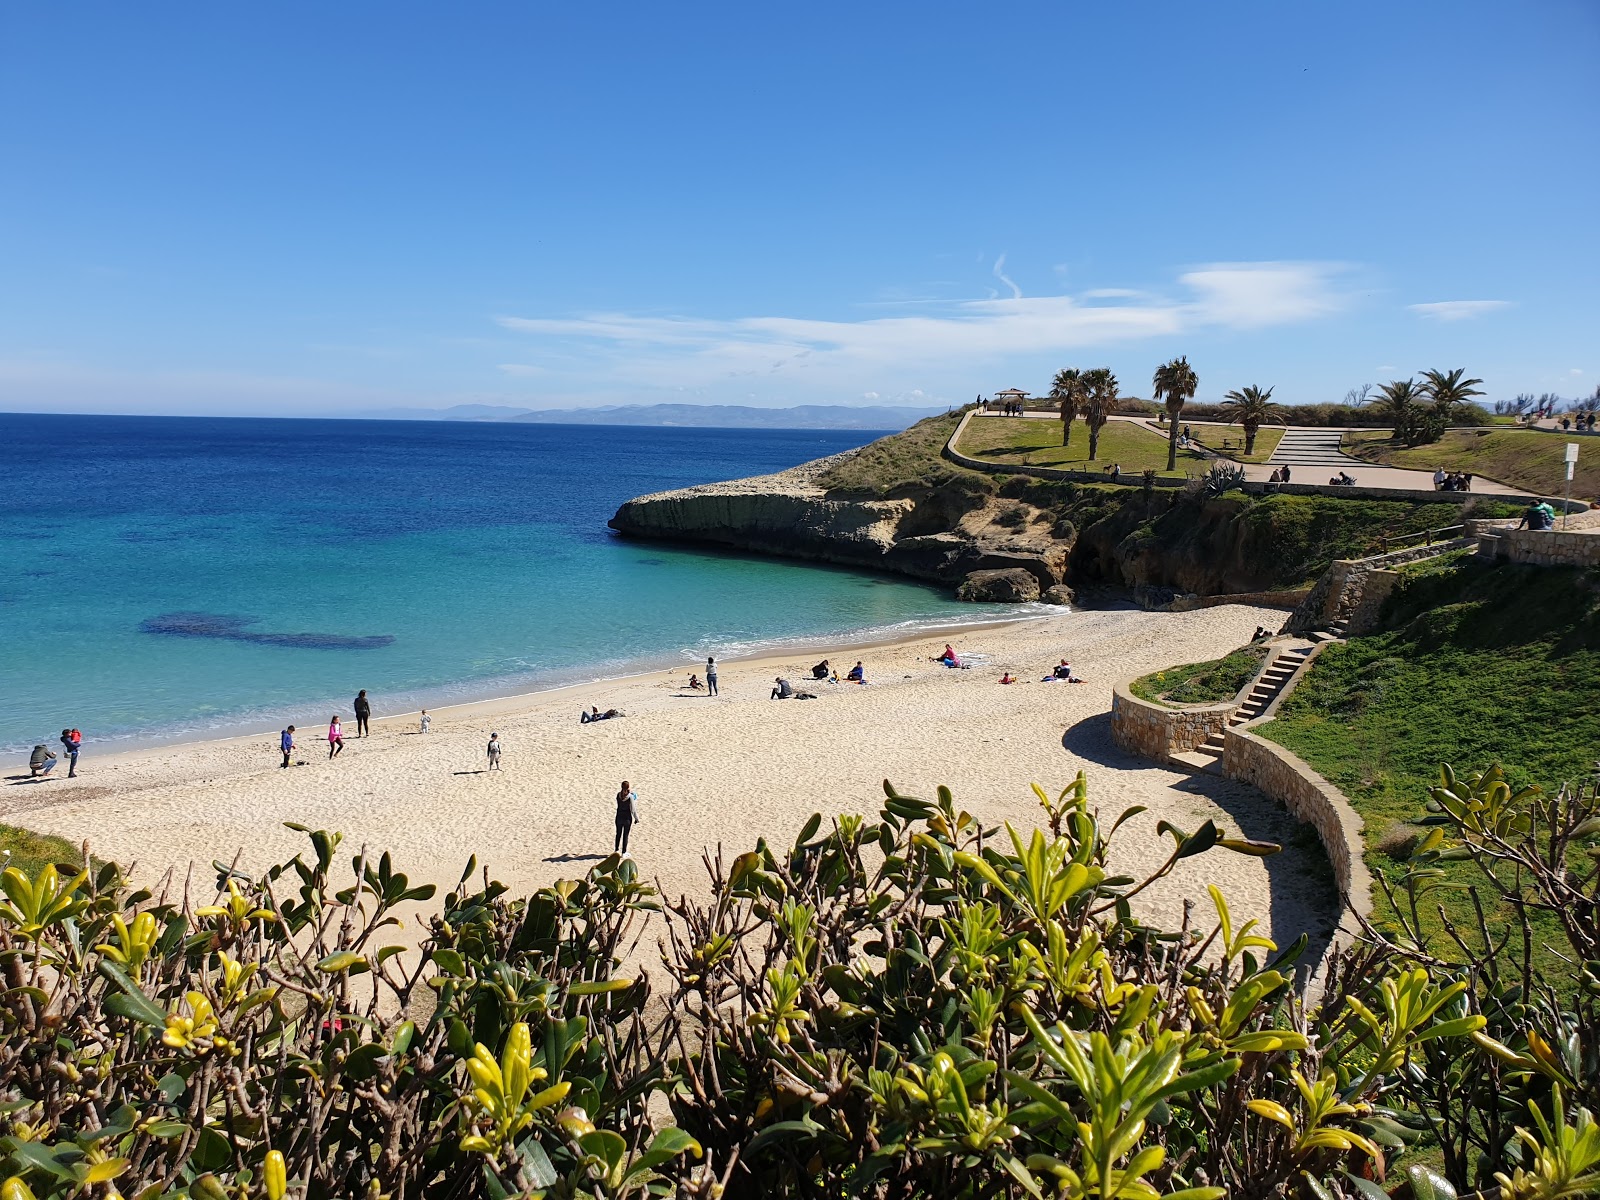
[1341,427,1599,499]
[1180,422,1284,464]
[956,416,1210,477]
[1130,644,1268,705]
[1255,560,1600,972]
[0,823,84,876]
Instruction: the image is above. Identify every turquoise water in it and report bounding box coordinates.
[0,414,1030,753]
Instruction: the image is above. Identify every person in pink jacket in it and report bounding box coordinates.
[328,715,346,759]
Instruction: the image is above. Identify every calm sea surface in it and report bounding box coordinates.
[0,414,1032,752]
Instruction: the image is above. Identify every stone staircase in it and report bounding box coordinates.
[1173,644,1314,773]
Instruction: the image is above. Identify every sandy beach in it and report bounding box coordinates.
[3,604,1337,953]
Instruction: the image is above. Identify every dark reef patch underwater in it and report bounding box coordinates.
[140,612,396,650]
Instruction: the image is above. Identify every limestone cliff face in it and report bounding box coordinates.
[608,455,1071,590]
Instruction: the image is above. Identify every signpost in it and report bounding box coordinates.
[1564,442,1579,529]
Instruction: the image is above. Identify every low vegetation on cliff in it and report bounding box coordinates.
[1130,643,1270,704]
[2,775,1595,1199]
[814,411,986,496]
[954,416,1209,477]
[1257,559,1600,974]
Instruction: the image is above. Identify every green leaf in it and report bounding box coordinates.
[431,949,466,976]
[1177,820,1220,859]
[569,978,634,996]
[512,1136,558,1188]
[1406,1164,1459,1200]
[620,1127,703,1189]
[97,961,167,1027]
[317,951,364,973]
[743,1118,823,1158]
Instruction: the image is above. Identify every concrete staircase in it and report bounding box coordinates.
[1172,644,1314,774]
[1266,428,1365,472]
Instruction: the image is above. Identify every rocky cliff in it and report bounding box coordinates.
[610,441,1522,602]
[608,453,1072,593]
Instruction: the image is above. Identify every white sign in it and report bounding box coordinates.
[1567,442,1581,464]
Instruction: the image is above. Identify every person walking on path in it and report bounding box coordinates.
[280,725,296,769]
[353,690,372,737]
[705,656,718,696]
[328,716,345,759]
[614,780,639,854]
[486,733,502,771]
[59,728,82,778]
[28,745,57,777]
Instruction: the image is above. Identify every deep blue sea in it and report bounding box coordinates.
[0,414,1030,752]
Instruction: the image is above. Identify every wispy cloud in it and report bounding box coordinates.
[1408,300,1512,321]
[497,261,1352,392]
[992,254,1023,300]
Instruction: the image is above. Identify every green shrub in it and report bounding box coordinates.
[0,768,1594,1198]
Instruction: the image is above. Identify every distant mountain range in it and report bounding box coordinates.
[349,402,947,430]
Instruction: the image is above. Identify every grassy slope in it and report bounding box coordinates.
[955,416,1210,477]
[1182,423,1285,464]
[1342,427,1600,499]
[816,412,990,496]
[0,823,83,876]
[1257,560,1600,963]
[1130,644,1269,704]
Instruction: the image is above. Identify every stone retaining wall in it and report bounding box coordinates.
[1481,527,1600,569]
[1110,684,1234,761]
[1222,728,1373,921]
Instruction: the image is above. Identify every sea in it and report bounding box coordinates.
[0,413,1037,753]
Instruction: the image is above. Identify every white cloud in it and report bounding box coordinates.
[1407,300,1512,321]
[496,262,1351,393]
[863,391,880,400]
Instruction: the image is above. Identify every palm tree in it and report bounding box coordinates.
[1152,356,1199,471]
[1081,368,1118,461]
[1366,378,1423,444]
[1417,367,1486,444]
[1051,368,1085,446]
[1219,385,1282,456]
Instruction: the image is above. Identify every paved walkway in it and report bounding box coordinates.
[965,411,1534,496]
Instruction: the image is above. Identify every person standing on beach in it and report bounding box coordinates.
[328,715,345,758]
[353,690,371,737]
[705,656,718,696]
[420,710,431,734]
[280,725,296,768]
[614,780,639,854]
[59,728,82,778]
[486,733,502,770]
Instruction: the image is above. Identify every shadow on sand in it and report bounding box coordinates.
[1061,712,1340,980]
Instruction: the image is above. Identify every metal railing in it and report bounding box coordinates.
[1377,525,1464,554]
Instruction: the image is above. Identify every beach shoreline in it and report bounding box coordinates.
[4,603,1336,961]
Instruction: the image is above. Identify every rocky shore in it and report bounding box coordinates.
[608,451,1074,603]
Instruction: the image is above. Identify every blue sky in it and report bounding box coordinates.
[1,1,1595,415]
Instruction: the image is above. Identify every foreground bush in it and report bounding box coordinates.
[0,771,1595,1198]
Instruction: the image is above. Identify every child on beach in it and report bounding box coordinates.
[280,725,296,768]
[420,710,431,734]
[328,716,345,758]
[59,728,82,778]
[486,733,502,770]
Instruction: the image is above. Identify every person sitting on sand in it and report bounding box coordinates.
[687,673,704,691]
[328,716,345,759]
[811,659,831,679]
[771,677,795,700]
[935,644,960,668]
[846,661,866,684]
[998,672,1016,684]
[28,744,57,777]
